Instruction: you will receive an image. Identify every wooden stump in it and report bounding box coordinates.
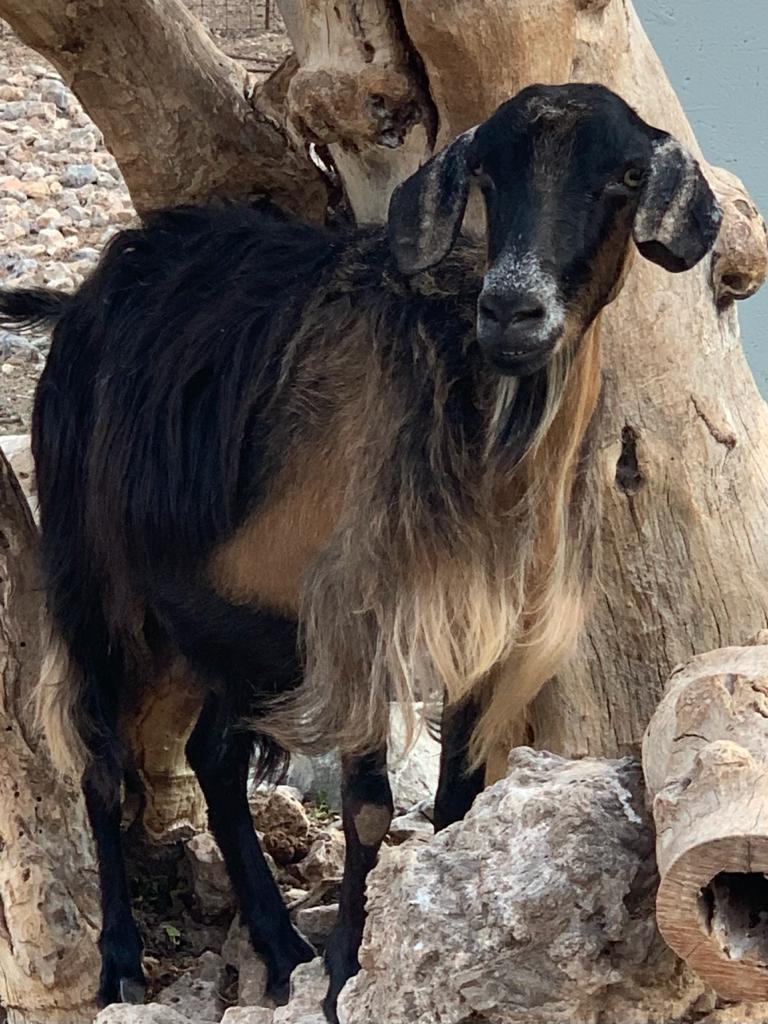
[643,644,768,1001]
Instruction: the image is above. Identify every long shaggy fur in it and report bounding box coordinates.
[271,316,602,765]
[2,203,603,778]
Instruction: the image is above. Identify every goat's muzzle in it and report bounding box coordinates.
[476,285,564,376]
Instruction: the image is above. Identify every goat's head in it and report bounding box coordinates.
[388,83,722,375]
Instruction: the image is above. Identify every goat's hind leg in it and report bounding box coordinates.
[186,695,314,1002]
[83,759,146,1006]
[78,652,145,1009]
[323,748,393,1023]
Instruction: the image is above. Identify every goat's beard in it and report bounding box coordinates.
[255,323,602,770]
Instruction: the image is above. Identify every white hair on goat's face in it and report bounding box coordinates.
[481,251,566,357]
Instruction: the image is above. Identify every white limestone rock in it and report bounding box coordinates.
[94,1007,189,1024]
[156,950,227,1022]
[184,831,235,917]
[272,958,328,1024]
[388,702,441,813]
[338,748,707,1024]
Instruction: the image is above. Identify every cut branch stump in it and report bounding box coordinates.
[643,644,768,1002]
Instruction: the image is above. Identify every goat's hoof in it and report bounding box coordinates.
[265,929,315,1005]
[321,993,341,1024]
[322,926,361,1022]
[96,952,145,1007]
[97,920,145,1007]
[119,977,147,1004]
[267,976,292,1007]
[97,970,146,1008]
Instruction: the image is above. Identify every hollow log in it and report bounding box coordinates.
[0,450,100,1024]
[643,644,768,1003]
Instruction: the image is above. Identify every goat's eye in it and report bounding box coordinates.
[623,167,644,189]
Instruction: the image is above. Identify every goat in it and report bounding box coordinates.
[0,83,721,1022]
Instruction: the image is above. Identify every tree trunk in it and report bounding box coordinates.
[0,451,100,1024]
[279,0,435,222]
[0,0,329,220]
[526,0,768,760]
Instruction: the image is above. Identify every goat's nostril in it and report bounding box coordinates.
[479,298,501,324]
[479,294,548,330]
[511,304,546,325]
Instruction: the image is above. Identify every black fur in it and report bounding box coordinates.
[19,204,493,1012]
[0,286,68,331]
[323,750,393,1024]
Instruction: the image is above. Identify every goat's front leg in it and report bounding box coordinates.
[186,695,313,1003]
[433,695,485,831]
[322,748,393,1023]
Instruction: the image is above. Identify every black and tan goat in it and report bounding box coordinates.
[0,83,721,1021]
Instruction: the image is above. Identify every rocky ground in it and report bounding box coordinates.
[0,24,290,432]
[95,737,437,1024]
[0,40,132,430]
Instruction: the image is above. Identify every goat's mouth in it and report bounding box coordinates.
[486,346,554,377]
[477,309,564,377]
[479,329,562,377]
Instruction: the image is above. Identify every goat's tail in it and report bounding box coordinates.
[0,288,70,333]
[27,285,118,783]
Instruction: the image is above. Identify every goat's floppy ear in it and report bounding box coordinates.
[388,126,477,275]
[634,134,723,273]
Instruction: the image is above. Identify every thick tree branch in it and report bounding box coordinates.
[0,452,99,1024]
[279,0,435,221]
[0,0,329,219]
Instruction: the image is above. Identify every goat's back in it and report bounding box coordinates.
[35,206,343,617]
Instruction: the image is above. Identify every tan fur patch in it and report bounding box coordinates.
[35,630,87,779]
[354,803,393,846]
[208,447,349,615]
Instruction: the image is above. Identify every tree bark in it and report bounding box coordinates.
[643,643,768,1004]
[0,450,100,1024]
[279,0,435,222]
[524,0,768,759]
[0,0,329,220]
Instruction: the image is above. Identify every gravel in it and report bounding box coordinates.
[0,38,136,430]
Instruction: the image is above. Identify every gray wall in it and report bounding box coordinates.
[633,0,767,392]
